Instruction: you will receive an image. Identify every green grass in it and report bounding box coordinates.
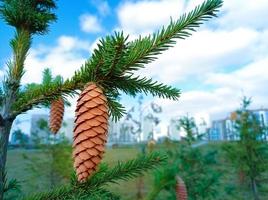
[6,142,268,199]
[6,146,142,198]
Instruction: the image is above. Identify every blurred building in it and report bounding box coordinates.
[253,109,268,126]
[208,119,227,141]
[209,108,268,141]
[118,120,137,143]
[168,119,181,141]
[107,120,121,144]
[108,119,138,144]
[252,109,268,140]
[59,117,74,140]
[141,116,154,141]
[225,118,238,140]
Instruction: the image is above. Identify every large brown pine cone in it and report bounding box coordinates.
[73,83,108,182]
[49,97,65,134]
[176,176,188,200]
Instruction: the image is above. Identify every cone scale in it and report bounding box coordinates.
[73,83,108,182]
[49,97,64,134]
[176,176,188,200]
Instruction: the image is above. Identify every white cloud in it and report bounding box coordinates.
[91,0,110,16]
[3,0,268,134]
[137,28,261,84]
[155,88,239,124]
[154,57,268,124]
[117,0,185,35]
[80,14,103,33]
[218,0,268,30]
[23,35,91,84]
[117,0,268,83]
[115,0,268,124]
[117,0,268,33]
[205,58,268,105]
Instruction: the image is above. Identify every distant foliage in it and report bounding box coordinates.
[223,97,268,200]
[23,119,73,192]
[147,116,221,200]
[0,0,222,199]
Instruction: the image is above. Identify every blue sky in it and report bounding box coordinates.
[0,0,115,57]
[1,0,268,133]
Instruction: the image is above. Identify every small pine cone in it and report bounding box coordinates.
[230,111,237,120]
[176,176,188,200]
[73,83,108,182]
[147,139,156,152]
[49,97,65,134]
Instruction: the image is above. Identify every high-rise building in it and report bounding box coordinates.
[209,119,227,141]
[118,120,136,143]
[209,108,268,141]
[107,120,121,143]
[225,118,238,140]
[252,109,268,126]
[252,109,268,140]
[141,117,154,141]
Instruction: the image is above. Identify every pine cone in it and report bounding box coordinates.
[176,176,188,200]
[147,139,156,152]
[73,83,108,182]
[49,97,64,134]
[230,111,237,120]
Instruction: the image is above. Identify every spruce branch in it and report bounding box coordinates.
[24,152,167,200]
[112,75,180,100]
[70,188,121,200]
[105,95,126,122]
[1,29,32,120]
[42,68,53,85]
[3,29,31,96]
[70,32,129,85]
[0,0,57,34]
[85,152,167,189]
[12,0,222,120]
[8,30,31,84]
[12,74,77,116]
[121,0,223,73]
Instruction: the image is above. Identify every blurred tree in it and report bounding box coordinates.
[0,0,222,198]
[23,119,72,191]
[10,129,29,147]
[223,97,268,200]
[147,115,221,200]
[178,115,198,144]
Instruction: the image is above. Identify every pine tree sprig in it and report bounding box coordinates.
[113,75,180,100]
[12,68,73,115]
[11,0,222,120]
[70,188,121,200]
[105,95,126,122]
[3,29,32,96]
[8,30,31,83]
[42,68,53,85]
[70,32,129,85]
[84,152,167,189]
[24,152,167,200]
[120,0,223,73]
[0,0,57,34]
